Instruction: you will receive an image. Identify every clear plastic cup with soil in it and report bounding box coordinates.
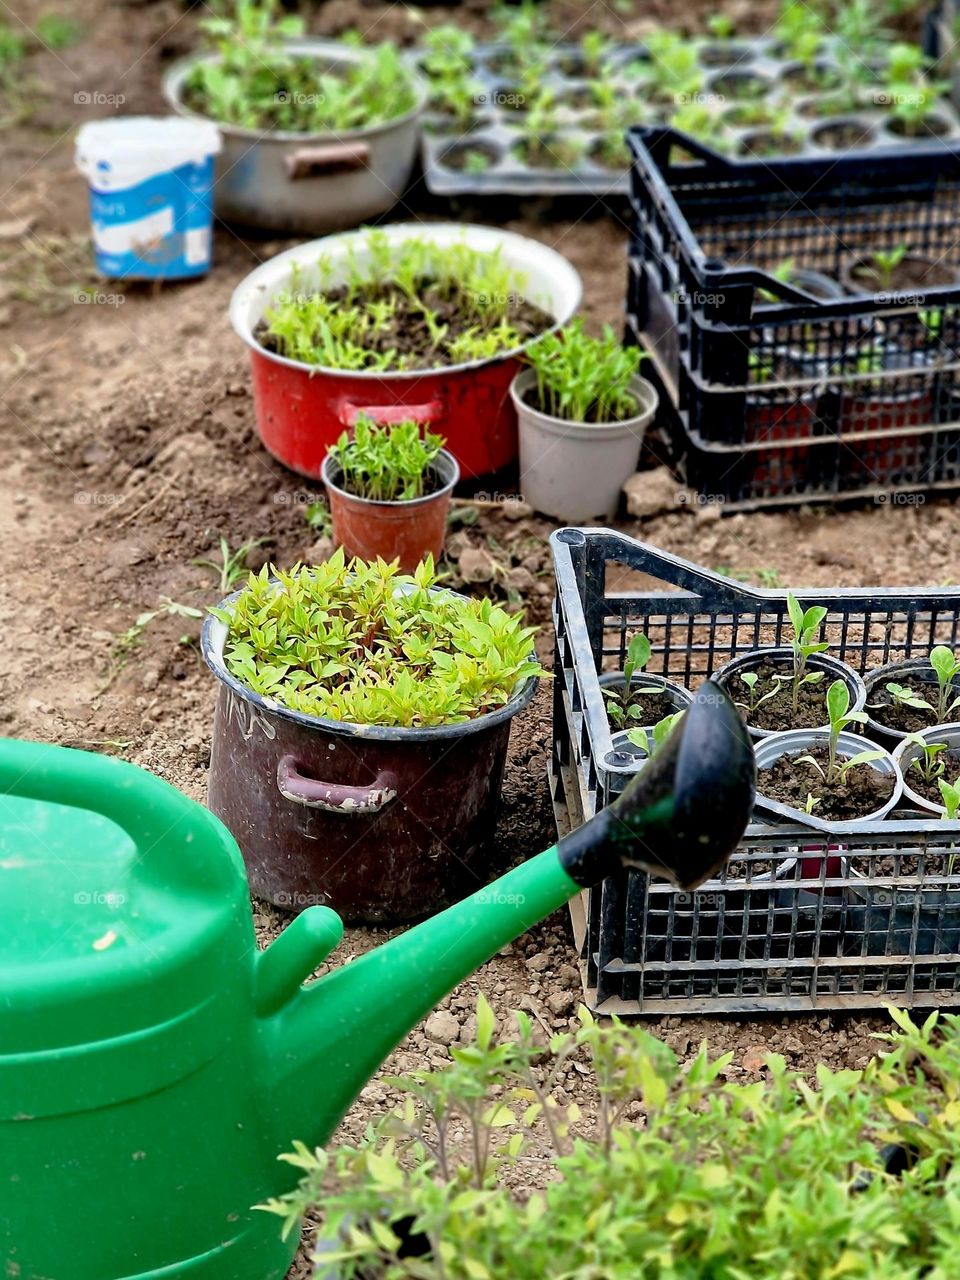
[863,650,960,748]
[893,724,960,815]
[599,633,693,735]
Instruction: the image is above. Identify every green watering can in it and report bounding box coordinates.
[0,685,754,1280]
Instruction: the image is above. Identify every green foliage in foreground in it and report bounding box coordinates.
[213,554,542,727]
[183,0,417,132]
[329,418,445,503]
[263,1001,960,1279]
[524,319,646,423]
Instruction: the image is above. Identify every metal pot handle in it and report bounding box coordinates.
[337,399,444,428]
[277,755,398,814]
[285,143,370,179]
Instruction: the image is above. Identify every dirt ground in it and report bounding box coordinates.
[0,0,950,1273]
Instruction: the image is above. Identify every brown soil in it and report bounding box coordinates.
[514,136,586,171]
[737,130,803,157]
[812,121,877,150]
[725,660,830,732]
[903,753,960,806]
[257,281,552,370]
[760,745,895,822]
[849,255,960,293]
[0,0,941,1273]
[868,676,944,734]
[605,688,683,729]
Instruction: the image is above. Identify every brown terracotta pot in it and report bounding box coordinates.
[321,448,458,571]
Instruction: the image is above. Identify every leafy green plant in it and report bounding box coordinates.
[523,318,645,423]
[519,90,585,170]
[328,418,445,502]
[883,648,960,725]
[420,24,479,122]
[804,791,820,814]
[940,777,960,820]
[603,634,665,729]
[643,29,704,103]
[861,245,909,291]
[213,553,543,727]
[706,13,735,39]
[263,1001,960,1280]
[797,679,884,787]
[773,0,827,63]
[182,0,417,132]
[193,535,267,594]
[263,232,543,372]
[626,711,684,756]
[781,591,828,716]
[903,732,949,785]
[736,669,782,717]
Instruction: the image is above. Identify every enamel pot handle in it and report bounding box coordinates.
[277,756,398,814]
[336,399,444,428]
[285,143,370,178]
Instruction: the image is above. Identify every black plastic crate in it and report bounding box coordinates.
[550,526,960,1015]
[627,126,960,509]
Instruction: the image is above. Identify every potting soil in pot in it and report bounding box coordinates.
[903,752,960,806]
[734,661,830,732]
[607,689,681,727]
[870,685,945,735]
[760,746,895,822]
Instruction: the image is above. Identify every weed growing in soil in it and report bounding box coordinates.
[523,319,644,423]
[182,0,417,132]
[194,535,267,594]
[796,679,883,787]
[328,418,445,502]
[264,1003,960,1279]
[261,232,548,372]
[213,553,543,727]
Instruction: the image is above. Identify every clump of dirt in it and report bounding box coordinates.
[723,659,830,732]
[256,280,554,370]
[760,745,894,821]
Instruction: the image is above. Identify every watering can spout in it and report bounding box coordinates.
[258,682,755,1154]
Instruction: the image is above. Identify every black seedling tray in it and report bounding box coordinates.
[415,36,960,198]
[627,126,960,509]
[550,527,960,1016]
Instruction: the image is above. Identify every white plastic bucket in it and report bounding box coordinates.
[75,117,221,280]
[512,369,658,521]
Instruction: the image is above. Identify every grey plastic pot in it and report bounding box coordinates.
[893,722,960,815]
[840,253,960,296]
[863,657,960,749]
[163,38,427,233]
[598,671,694,750]
[713,646,866,741]
[511,369,658,522]
[754,728,903,833]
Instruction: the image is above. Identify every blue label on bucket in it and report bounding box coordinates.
[88,156,215,280]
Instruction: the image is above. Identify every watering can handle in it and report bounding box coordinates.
[277,756,398,814]
[336,399,444,428]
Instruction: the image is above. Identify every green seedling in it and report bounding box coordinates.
[193,535,268,595]
[882,648,960,724]
[902,732,949,785]
[626,711,685,757]
[329,418,445,503]
[603,634,664,729]
[939,777,960,820]
[889,78,950,137]
[773,0,827,64]
[796,679,883,788]
[112,598,204,670]
[304,500,330,533]
[183,0,416,132]
[671,101,731,153]
[736,670,782,717]
[780,591,828,716]
[264,232,538,372]
[861,245,909,291]
[804,792,820,815]
[644,30,704,103]
[213,552,544,728]
[706,13,735,39]
[420,26,481,126]
[524,318,645,424]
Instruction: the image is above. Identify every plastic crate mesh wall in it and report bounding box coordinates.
[551,527,960,1015]
[627,130,960,509]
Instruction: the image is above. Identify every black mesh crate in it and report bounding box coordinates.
[627,126,960,510]
[550,526,960,1015]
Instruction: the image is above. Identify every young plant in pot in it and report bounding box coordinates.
[510,319,658,522]
[842,243,960,295]
[321,417,458,573]
[716,593,866,740]
[163,1,426,233]
[864,646,960,747]
[231,223,582,482]
[600,633,693,736]
[202,552,544,922]
[894,727,960,814]
[755,679,903,831]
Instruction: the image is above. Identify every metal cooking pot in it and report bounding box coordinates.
[163,38,427,234]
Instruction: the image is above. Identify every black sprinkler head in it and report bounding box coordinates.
[557,681,756,891]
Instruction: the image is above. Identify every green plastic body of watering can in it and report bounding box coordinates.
[0,691,754,1279]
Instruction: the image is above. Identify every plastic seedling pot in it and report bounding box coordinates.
[833,345,935,484]
[321,448,458,574]
[863,657,960,749]
[841,253,960,297]
[713,646,866,741]
[844,861,960,958]
[893,722,960,815]
[598,670,694,738]
[230,223,582,482]
[754,728,904,833]
[511,368,658,521]
[163,38,427,234]
[201,585,538,923]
